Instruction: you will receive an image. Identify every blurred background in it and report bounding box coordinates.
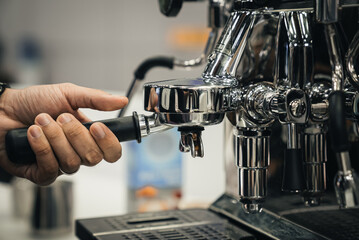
[0,0,209,88]
[0,1,225,239]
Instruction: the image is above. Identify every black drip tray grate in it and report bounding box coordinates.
[101,209,200,231]
[76,209,255,240]
[284,208,359,240]
[97,223,235,240]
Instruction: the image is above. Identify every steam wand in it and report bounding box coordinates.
[118,28,218,118]
[324,22,359,208]
[119,0,225,117]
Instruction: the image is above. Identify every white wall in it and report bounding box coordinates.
[0,0,207,89]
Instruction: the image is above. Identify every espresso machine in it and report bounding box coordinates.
[78,0,359,239]
[5,0,359,239]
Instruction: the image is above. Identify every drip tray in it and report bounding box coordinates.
[283,208,359,240]
[76,209,255,240]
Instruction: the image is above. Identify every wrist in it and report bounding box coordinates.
[0,87,18,118]
[0,82,10,101]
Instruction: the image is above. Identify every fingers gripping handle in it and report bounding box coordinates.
[5,112,141,165]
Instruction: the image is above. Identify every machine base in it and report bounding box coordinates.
[210,194,359,240]
[76,208,255,240]
[76,193,359,240]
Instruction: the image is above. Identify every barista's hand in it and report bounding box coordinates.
[0,83,128,185]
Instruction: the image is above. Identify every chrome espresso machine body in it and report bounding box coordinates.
[76,1,359,239]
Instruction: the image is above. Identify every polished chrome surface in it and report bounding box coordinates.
[309,83,330,121]
[144,78,232,114]
[138,113,173,138]
[303,125,327,206]
[242,83,278,123]
[78,2,359,239]
[203,11,279,85]
[143,78,230,127]
[157,112,225,126]
[235,0,358,10]
[289,99,307,118]
[235,127,270,213]
[334,151,359,208]
[179,128,204,158]
[242,202,263,214]
[143,78,232,126]
[337,151,352,177]
[287,123,300,149]
[303,164,327,205]
[283,89,309,123]
[324,23,344,91]
[304,125,327,164]
[238,168,266,210]
[210,194,328,240]
[235,128,270,168]
[316,0,339,23]
[346,30,359,89]
[275,11,314,89]
[335,169,359,208]
[285,12,312,88]
[142,1,359,214]
[203,10,253,83]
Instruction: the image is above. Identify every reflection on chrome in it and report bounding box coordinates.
[143,0,359,213]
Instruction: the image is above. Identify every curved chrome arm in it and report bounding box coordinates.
[346,31,359,89]
[324,24,344,91]
[174,29,219,68]
[174,0,229,68]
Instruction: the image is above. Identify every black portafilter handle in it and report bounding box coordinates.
[5,112,141,165]
[282,149,306,192]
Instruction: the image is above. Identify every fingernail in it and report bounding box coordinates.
[58,114,72,124]
[29,126,42,138]
[37,114,50,126]
[92,124,105,139]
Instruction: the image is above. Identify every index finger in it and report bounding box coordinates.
[60,83,128,111]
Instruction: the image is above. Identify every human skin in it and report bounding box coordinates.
[0,83,128,185]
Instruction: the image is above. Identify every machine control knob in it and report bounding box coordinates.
[289,99,306,118]
[279,89,309,124]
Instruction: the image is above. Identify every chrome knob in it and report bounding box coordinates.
[289,99,306,118]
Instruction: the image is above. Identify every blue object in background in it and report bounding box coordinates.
[127,128,182,189]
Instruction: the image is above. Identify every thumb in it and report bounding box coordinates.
[61,83,128,111]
